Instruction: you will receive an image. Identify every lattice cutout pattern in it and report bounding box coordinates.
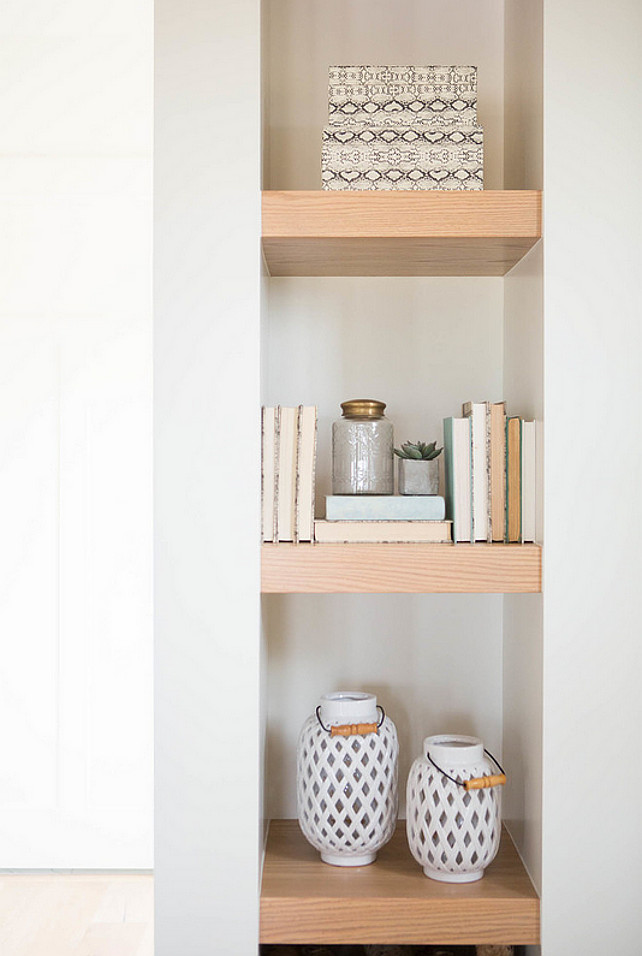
[297,715,398,860]
[406,755,501,881]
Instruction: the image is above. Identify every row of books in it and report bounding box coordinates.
[444,401,536,543]
[261,406,317,542]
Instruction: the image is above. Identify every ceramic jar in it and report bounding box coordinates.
[332,400,394,495]
[297,691,398,866]
[406,734,504,883]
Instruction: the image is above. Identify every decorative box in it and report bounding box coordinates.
[328,65,477,125]
[322,65,484,191]
[297,691,398,866]
[322,124,483,191]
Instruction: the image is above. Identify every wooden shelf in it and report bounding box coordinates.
[262,190,541,277]
[261,543,542,594]
[261,820,540,946]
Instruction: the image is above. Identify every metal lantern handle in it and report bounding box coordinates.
[426,748,507,791]
[315,704,385,737]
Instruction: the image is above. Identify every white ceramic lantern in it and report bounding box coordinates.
[297,691,398,866]
[406,734,505,883]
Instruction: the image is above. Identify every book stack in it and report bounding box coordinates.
[322,65,483,191]
[315,494,452,543]
[443,402,537,543]
[261,406,317,543]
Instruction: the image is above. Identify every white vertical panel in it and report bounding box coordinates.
[0,0,153,866]
[155,0,261,952]
[543,0,642,952]
[503,7,544,923]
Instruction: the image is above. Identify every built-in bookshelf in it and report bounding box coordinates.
[260,5,544,949]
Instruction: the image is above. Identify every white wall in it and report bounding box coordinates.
[0,0,153,867]
[541,0,642,952]
[154,0,262,953]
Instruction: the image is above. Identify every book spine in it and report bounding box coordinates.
[521,421,536,542]
[325,495,446,520]
[506,416,522,543]
[490,402,506,542]
[272,405,281,542]
[295,406,317,543]
[294,405,302,544]
[310,409,318,540]
[261,406,275,542]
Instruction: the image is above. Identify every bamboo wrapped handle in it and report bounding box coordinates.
[330,722,378,737]
[464,773,506,790]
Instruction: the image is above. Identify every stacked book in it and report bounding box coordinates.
[322,65,483,191]
[443,402,537,543]
[261,406,317,543]
[315,495,452,543]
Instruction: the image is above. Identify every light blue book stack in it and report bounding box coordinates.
[326,495,446,520]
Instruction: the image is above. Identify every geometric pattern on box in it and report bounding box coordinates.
[322,124,483,191]
[406,735,501,883]
[329,96,477,128]
[322,65,483,191]
[328,64,477,92]
[328,65,477,126]
[297,693,398,867]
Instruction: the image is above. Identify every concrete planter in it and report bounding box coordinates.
[397,457,440,495]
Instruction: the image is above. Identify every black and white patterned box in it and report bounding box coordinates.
[322,65,484,191]
[322,124,483,191]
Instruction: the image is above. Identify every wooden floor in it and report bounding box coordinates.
[0,873,153,956]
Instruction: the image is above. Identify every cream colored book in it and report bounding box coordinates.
[261,406,277,542]
[462,401,489,542]
[276,406,298,542]
[489,401,506,542]
[521,420,536,543]
[314,520,452,543]
[295,405,317,543]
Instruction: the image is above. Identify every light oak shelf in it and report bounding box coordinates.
[260,820,540,946]
[262,190,542,277]
[261,542,542,594]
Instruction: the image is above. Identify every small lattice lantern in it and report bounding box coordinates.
[297,691,398,866]
[406,734,505,883]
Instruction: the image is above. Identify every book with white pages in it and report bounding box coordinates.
[443,416,472,542]
[276,406,298,542]
[462,401,489,542]
[296,405,317,542]
[261,406,277,542]
[489,401,506,542]
[521,420,536,543]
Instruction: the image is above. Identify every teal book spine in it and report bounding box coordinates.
[325,495,446,520]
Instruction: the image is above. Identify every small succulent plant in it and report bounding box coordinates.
[394,440,443,460]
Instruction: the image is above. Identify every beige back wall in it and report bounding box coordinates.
[264,0,505,189]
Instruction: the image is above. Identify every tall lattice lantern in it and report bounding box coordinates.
[406,734,505,883]
[297,691,398,866]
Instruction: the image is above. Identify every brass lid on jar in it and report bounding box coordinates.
[340,399,386,419]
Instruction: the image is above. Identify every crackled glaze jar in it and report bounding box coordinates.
[332,399,394,495]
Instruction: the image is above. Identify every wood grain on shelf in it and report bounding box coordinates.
[261,543,542,594]
[262,190,541,276]
[260,820,540,945]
